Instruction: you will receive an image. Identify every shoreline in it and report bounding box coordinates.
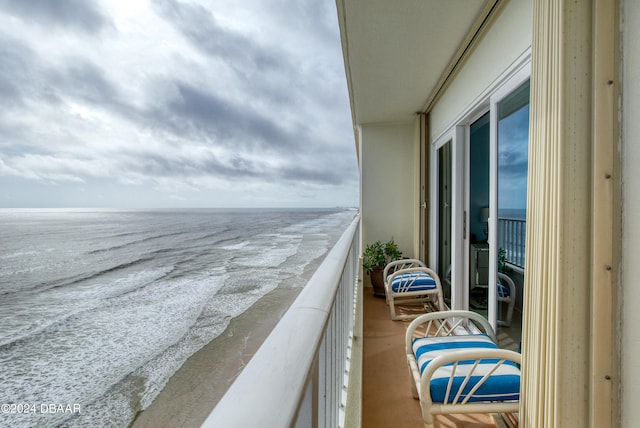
[130,255,326,428]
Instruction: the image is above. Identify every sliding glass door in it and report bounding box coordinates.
[467,113,490,317]
[437,141,452,304]
[463,95,529,343]
[431,70,530,341]
[489,79,530,346]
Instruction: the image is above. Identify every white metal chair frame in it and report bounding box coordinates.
[497,272,516,327]
[444,265,517,327]
[383,259,444,321]
[405,310,521,428]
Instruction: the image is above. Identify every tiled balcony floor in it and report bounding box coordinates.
[361,287,515,428]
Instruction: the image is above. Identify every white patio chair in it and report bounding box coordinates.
[444,265,517,327]
[405,310,521,428]
[383,259,444,321]
[497,272,516,327]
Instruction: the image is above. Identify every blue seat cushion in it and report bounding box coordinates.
[412,334,520,403]
[389,272,437,292]
[497,283,510,298]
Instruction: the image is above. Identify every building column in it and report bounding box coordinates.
[522,0,618,427]
[523,0,591,421]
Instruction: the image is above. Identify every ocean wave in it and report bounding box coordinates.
[0,209,356,427]
[0,266,178,347]
[0,274,225,428]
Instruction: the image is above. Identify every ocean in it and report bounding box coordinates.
[0,208,356,428]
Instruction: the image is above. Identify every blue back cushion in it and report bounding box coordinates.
[390,272,437,292]
[412,334,520,403]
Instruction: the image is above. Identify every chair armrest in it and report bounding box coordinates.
[497,272,516,299]
[419,348,521,405]
[383,258,426,279]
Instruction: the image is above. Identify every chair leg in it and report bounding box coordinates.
[421,407,435,428]
[505,298,515,327]
[497,298,515,327]
[410,378,419,400]
[389,298,399,321]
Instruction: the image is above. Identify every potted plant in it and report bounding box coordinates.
[498,247,512,274]
[363,239,403,296]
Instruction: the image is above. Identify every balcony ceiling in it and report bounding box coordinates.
[336,0,492,126]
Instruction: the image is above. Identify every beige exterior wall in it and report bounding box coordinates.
[412,115,425,259]
[422,0,625,425]
[622,0,640,425]
[360,123,417,268]
[429,0,532,140]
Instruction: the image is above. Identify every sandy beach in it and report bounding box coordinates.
[130,256,326,428]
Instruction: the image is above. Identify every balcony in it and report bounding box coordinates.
[201,212,520,427]
[202,214,361,427]
[361,286,517,428]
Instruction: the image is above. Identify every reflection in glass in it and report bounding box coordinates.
[438,141,452,303]
[469,113,490,315]
[496,80,529,347]
[498,82,530,269]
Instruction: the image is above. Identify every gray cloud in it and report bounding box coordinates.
[275,0,337,42]
[124,151,261,181]
[0,0,358,208]
[0,0,112,35]
[163,82,295,149]
[152,0,284,73]
[112,143,350,187]
[151,0,303,114]
[498,105,529,181]
[498,160,528,180]
[279,164,344,186]
[0,32,119,110]
[50,62,121,106]
[0,35,36,108]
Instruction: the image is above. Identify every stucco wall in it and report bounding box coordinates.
[429,0,532,140]
[360,123,416,263]
[622,0,640,425]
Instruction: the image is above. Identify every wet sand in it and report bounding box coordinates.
[131,257,325,428]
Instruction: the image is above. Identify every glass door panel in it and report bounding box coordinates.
[494,80,530,349]
[438,141,452,305]
[468,113,490,318]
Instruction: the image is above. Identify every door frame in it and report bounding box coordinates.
[430,52,531,330]
[488,66,531,327]
[431,126,466,311]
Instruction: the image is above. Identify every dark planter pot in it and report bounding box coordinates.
[370,266,386,297]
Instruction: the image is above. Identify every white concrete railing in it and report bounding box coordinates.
[202,214,361,428]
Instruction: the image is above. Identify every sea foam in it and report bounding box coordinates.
[0,208,355,428]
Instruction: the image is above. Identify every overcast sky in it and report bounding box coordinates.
[0,0,358,208]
